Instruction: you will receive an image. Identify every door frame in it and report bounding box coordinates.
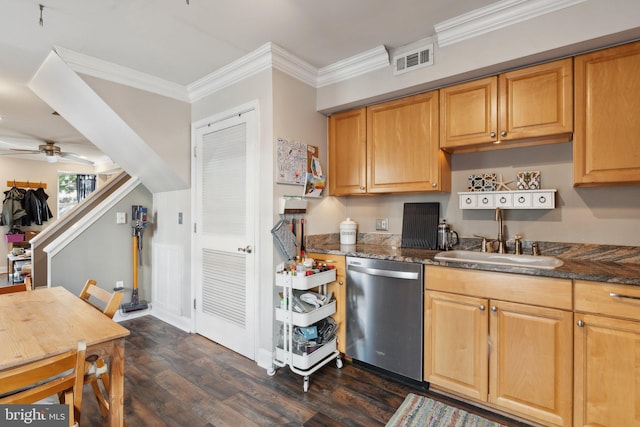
[190,100,261,358]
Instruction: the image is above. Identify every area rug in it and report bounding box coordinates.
[386,393,507,427]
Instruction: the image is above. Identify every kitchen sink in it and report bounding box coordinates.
[434,250,564,270]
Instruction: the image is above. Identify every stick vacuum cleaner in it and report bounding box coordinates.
[122,205,149,313]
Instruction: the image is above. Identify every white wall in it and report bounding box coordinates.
[81,74,191,188]
[152,189,192,330]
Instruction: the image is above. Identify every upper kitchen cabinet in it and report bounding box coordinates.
[328,91,450,196]
[574,41,640,186]
[328,107,367,195]
[440,58,573,152]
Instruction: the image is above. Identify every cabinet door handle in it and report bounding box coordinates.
[577,320,585,327]
[338,280,344,286]
[538,196,546,203]
[491,306,497,312]
[490,131,496,138]
[479,305,485,311]
[610,292,640,301]
[432,182,437,188]
[359,185,365,190]
[501,130,507,137]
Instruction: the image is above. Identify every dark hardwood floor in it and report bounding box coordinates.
[0,275,529,426]
[77,315,532,427]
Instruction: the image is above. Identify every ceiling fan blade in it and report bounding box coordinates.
[58,151,94,165]
[9,149,42,154]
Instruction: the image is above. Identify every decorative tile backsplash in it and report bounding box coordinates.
[516,171,541,190]
[467,173,497,191]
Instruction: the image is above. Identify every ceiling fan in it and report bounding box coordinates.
[1,140,94,165]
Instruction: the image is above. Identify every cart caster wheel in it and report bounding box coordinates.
[303,376,309,392]
[336,357,343,369]
[267,367,277,377]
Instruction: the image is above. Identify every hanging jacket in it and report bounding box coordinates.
[22,189,44,226]
[33,187,54,222]
[1,186,27,227]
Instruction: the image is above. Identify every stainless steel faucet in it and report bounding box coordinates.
[495,208,506,254]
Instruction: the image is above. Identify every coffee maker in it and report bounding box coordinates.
[437,219,459,251]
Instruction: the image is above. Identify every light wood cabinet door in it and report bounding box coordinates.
[490,300,573,427]
[424,291,489,401]
[440,76,498,149]
[440,58,572,152]
[306,253,346,354]
[574,40,640,186]
[574,316,640,426]
[367,91,449,193]
[328,108,367,195]
[499,58,573,142]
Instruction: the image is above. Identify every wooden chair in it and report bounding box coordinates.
[0,340,87,427]
[78,279,125,420]
[0,283,28,294]
[79,279,123,319]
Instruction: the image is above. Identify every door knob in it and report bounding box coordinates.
[237,245,253,254]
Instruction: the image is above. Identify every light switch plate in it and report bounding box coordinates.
[116,212,127,224]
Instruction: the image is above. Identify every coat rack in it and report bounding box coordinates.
[6,180,47,189]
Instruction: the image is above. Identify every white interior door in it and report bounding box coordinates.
[194,108,258,360]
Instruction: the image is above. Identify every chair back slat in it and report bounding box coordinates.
[79,279,124,319]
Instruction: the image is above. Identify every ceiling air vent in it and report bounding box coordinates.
[393,43,433,76]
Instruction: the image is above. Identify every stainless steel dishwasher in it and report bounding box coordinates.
[345,256,423,381]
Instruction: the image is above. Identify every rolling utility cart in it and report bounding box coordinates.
[268,267,343,392]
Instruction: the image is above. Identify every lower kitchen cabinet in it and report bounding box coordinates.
[574,280,640,427]
[425,266,573,427]
[306,252,346,354]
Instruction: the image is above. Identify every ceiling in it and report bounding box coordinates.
[0,0,498,165]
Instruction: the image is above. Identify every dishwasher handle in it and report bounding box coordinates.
[348,264,419,280]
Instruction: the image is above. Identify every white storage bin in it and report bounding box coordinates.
[276,269,337,290]
[276,338,337,370]
[275,300,336,327]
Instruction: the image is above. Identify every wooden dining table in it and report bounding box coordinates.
[0,286,130,427]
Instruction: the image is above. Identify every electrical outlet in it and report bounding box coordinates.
[375,218,389,231]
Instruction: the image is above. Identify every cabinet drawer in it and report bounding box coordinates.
[513,192,532,208]
[425,266,572,310]
[460,194,478,208]
[494,193,512,208]
[575,280,640,321]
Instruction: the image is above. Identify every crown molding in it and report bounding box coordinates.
[54,42,390,101]
[188,42,318,102]
[54,46,190,102]
[435,0,588,47]
[317,45,390,88]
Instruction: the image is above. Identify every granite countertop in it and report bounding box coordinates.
[306,241,640,286]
